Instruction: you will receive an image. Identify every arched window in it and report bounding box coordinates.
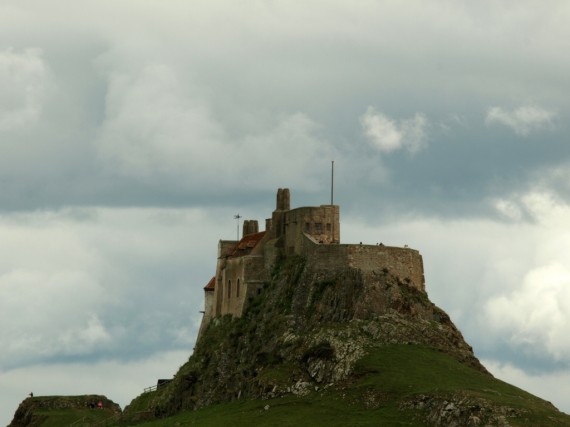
[227,280,232,299]
[237,279,240,298]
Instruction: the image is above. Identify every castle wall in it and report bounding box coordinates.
[262,238,281,272]
[213,240,238,316]
[302,238,425,292]
[220,255,267,317]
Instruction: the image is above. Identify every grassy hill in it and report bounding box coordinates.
[119,256,570,426]
[13,345,570,427]
[123,344,570,426]
[7,395,120,427]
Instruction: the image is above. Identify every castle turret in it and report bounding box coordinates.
[276,188,290,211]
[272,188,290,240]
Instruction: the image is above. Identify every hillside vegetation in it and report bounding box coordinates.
[120,256,570,426]
[120,344,568,426]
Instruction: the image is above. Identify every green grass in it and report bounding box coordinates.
[351,345,569,425]
[122,344,570,426]
[129,394,425,427]
[29,407,117,427]
[25,345,570,426]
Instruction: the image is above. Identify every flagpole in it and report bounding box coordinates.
[331,160,334,205]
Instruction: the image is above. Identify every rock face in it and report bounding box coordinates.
[401,394,527,427]
[8,395,121,427]
[124,256,486,420]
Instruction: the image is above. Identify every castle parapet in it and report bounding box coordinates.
[303,240,425,292]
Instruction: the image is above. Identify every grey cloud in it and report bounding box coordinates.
[0,2,569,217]
[486,105,556,136]
[95,62,335,192]
[360,107,429,153]
[0,208,216,370]
[0,48,47,131]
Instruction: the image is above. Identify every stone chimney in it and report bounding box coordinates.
[242,220,259,237]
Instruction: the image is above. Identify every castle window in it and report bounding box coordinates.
[236,279,240,298]
[227,280,232,299]
[315,223,323,233]
[305,222,310,232]
[326,223,332,232]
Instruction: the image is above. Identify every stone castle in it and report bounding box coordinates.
[197,188,425,340]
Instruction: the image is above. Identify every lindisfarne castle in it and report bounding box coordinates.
[14,192,568,426]
[198,188,425,340]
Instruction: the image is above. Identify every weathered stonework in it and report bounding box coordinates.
[197,188,425,342]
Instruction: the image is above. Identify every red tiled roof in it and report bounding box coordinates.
[229,231,266,257]
[204,276,215,291]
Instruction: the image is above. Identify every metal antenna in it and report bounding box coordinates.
[331,160,335,205]
[234,214,242,241]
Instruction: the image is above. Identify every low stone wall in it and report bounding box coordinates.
[303,239,425,291]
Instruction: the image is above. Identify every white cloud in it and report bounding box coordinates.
[493,198,523,221]
[0,47,48,131]
[492,190,565,223]
[360,107,429,153]
[485,262,570,361]
[485,105,556,136]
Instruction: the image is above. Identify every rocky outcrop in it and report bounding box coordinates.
[401,393,531,427]
[8,395,121,427]
[123,255,486,420]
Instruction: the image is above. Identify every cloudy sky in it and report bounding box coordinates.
[2,0,570,422]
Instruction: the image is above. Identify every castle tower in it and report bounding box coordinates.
[272,188,291,239]
[276,188,290,211]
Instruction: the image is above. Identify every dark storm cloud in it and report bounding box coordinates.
[0,1,568,218]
